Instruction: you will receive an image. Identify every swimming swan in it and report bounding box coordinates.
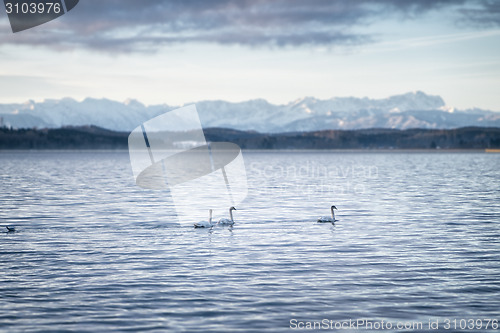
[317,205,338,223]
[218,206,237,225]
[194,209,215,228]
[5,226,15,233]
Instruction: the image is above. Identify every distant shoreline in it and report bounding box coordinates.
[0,149,495,153]
[1,126,499,150]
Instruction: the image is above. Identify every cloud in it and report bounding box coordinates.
[460,1,500,27]
[0,75,67,100]
[0,0,492,53]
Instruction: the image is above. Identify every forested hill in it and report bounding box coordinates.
[1,126,499,150]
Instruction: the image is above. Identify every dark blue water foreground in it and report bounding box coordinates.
[1,151,499,332]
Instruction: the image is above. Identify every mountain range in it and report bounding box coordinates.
[1,91,499,132]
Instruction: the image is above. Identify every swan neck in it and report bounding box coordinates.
[229,209,234,222]
[331,207,335,220]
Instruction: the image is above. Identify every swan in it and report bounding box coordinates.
[218,206,237,225]
[5,226,15,233]
[317,205,338,223]
[194,209,215,228]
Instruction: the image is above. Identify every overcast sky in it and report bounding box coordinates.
[1,0,499,110]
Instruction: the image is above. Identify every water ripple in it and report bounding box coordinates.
[1,152,499,332]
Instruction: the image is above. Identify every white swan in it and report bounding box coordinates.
[317,205,338,223]
[194,209,215,228]
[218,206,237,225]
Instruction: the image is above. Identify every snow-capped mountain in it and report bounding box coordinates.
[1,91,499,132]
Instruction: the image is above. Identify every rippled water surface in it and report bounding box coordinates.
[1,151,499,332]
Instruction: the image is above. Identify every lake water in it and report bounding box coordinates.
[1,151,499,332]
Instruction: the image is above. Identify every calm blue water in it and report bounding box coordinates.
[1,151,499,332]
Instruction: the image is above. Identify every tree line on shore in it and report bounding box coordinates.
[1,125,499,150]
